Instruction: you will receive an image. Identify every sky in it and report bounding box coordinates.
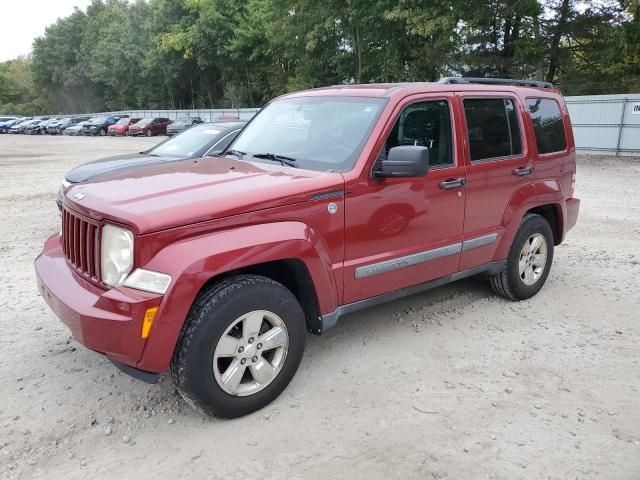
[0,0,93,62]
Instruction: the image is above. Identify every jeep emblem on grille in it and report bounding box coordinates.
[74,192,85,201]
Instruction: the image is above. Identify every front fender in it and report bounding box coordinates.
[135,221,338,372]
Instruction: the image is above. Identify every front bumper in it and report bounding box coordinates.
[35,234,163,370]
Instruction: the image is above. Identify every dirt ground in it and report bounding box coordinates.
[0,134,638,480]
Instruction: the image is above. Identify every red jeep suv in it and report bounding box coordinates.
[36,78,579,418]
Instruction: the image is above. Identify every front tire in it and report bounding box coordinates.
[146,129,153,137]
[171,275,306,418]
[490,213,554,300]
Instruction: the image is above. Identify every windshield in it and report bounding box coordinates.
[115,118,129,125]
[136,118,153,126]
[149,124,225,157]
[173,117,191,126]
[229,96,385,171]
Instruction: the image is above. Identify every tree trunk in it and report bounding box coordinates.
[353,25,363,83]
[546,0,571,83]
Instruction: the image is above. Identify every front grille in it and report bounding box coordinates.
[61,208,101,282]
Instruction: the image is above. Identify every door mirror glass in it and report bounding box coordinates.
[376,146,430,178]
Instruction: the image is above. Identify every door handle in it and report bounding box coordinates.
[439,178,467,190]
[513,166,534,176]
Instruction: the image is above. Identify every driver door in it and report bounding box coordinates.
[343,94,467,304]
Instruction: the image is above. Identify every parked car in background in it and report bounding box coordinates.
[64,120,90,136]
[108,117,142,136]
[9,118,38,134]
[82,116,119,136]
[0,116,18,123]
[0,118,25,134]
[24,120,47,135]
[56,121,245,209]
[167,116,203,136]
[51,117,89,135]
[26,118,58,135]
[42,118,62,133]
[44,118,63,134]
[129,117,172,136]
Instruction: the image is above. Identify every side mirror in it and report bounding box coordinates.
[375,146,430,179]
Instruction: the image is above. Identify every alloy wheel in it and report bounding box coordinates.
[213,310,289,396]
[518,233,548,286]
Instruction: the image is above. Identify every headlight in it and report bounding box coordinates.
[61,179,71,190]
[101,224,134,287]
[123,268,171,294]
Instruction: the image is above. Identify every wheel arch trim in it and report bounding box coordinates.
[134,221,337,372]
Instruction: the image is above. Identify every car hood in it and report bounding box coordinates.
[64,157,344,234]
[65,153,184,183]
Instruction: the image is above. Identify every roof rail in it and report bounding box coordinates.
[437,77,554,89]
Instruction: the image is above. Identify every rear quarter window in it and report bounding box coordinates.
[463,98,523,161]
[526,98,567,154]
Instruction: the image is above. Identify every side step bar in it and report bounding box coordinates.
[315,261,506,334]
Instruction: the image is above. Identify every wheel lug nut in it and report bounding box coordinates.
[248,337,254,344]
[238,346,244,353]
[257,343,262,350]
[252,356,258,362]
[240,358,247,365]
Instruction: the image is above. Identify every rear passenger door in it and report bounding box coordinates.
[457,93,533,271]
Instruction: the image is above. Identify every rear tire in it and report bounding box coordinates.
[171,275,306,418]
[490,213,554,301]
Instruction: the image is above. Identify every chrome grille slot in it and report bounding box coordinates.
[61,208,100,282]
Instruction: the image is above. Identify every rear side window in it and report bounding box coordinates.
[526,98,567,154]
[464,98,522,161]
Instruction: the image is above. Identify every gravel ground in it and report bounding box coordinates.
[0,135,639,480]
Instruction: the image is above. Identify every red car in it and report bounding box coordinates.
[128,117,172,136]
[36,77,579,418]
[108,117,142,136]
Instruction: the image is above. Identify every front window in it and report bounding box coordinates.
[376,100,454,168]
[229,96,386,172]
[149,124,227,157]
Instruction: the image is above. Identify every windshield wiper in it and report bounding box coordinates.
[252,153,298,168]
[225,149,246,159]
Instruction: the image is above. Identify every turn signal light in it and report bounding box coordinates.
[141,307,158,339]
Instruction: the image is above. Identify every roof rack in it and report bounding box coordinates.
[437,77,554,89]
